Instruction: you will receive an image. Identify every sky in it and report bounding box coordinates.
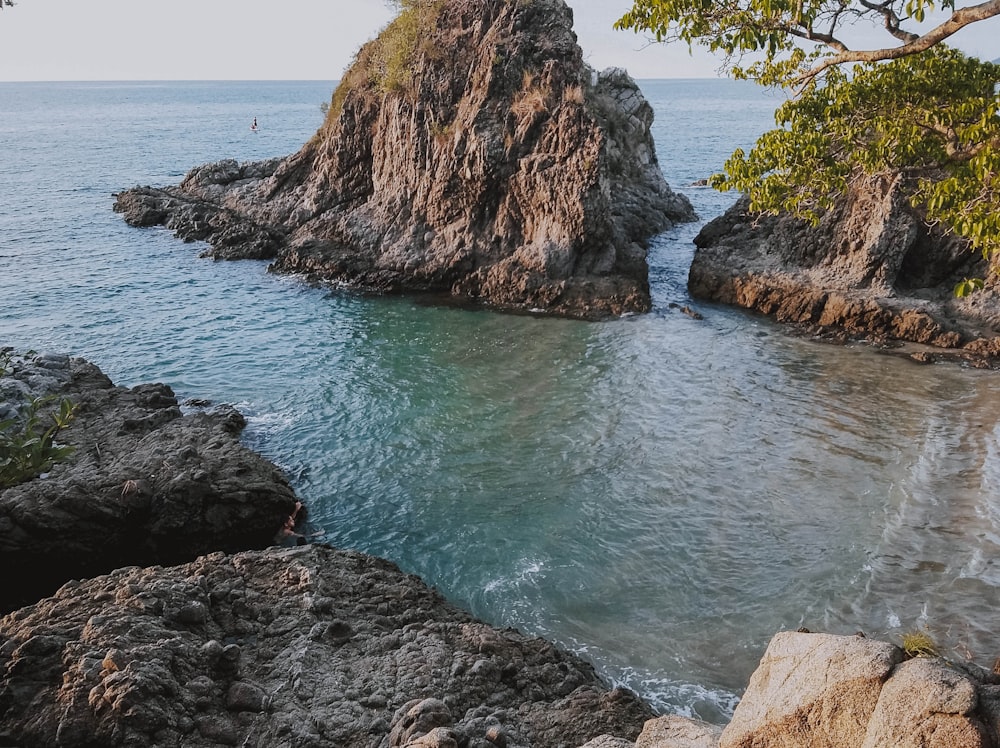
[0,0,996,82]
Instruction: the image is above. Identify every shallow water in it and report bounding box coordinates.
[3,79,1000,722]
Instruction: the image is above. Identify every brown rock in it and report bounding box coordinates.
[861,658,990,748]
[637,715,722,747]
[0,544,653,747]
[689,172,1000,364]
[719,631,903,748]
[114,0,694,320]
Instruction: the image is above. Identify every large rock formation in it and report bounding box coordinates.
[0,350,298,612]
[114,0,694,320]
[0,543,655,748]
[689,174,1000,365]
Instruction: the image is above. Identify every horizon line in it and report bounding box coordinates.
[0,74,726,84]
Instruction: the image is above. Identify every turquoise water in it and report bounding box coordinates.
[3,79,1000,722]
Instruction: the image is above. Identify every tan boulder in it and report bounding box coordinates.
[719,631,903,748]
[861,657,989,748]
[637,714,722,747]
[577,736,635,748]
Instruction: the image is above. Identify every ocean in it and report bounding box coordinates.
[3,78,1000,722]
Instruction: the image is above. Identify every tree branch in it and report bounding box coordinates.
[858,0,920,42]
[797,0,1000,82]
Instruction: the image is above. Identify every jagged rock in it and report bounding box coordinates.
[719,631,902,747]
[0,544,654,747]
[689,173,1000,364]
[0,350,297,611]
[114,0,694,320]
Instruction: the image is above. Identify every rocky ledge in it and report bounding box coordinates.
[0,543,657,748]
[113,0,694,320]
[5,559,999,748]
[0,350,298,612]
[689,174,1000,366]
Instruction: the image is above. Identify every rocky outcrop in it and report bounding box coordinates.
[589,631,1000,748]
[0,350,298,612]
[0,543,655,748]
[689,174,1000,364]
[718,631,999,748]
[114,0,694,320]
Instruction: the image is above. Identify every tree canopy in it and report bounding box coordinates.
[617,0,1000,290]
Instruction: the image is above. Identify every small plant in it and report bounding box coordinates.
[901,630,939,659]
[428,117,452,142]
[0,394,78,489]
[511,71,550,121]
[562,84,585,106]
[955,277,985,298]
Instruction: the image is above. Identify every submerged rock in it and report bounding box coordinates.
[0,543,654,748]
[114,0,694,320]
[0,350,298,611]
[689,174,1000,365]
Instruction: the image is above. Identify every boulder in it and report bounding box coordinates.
[861,657,989,748]
[0,543,654,747]
[637,715,722,747]
[720,631,1000,748]
[115,0,694,320]
[720,631,903,748]
[0,350,298,611]
[578,736,636,748]
[689,173,1000,365]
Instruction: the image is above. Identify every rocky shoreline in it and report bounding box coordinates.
[689,175,1000,367]
[4,351,1000,747]
[0,351,655,747]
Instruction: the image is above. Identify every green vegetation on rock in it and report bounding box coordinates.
[0,353,77,489]
[901,629,940,658]
[325,0,445,122]
[616,0,1000,290]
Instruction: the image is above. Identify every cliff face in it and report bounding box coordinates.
[688,174,1000,364]
[114,0,694,319]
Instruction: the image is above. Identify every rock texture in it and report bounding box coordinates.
[0,350,298,612]
[114,0,694,320]
[0,543,655,748]
[689,174,1000,365]
[635,715,722,747]
[584,631,1000,748]
[716,631,1000,748]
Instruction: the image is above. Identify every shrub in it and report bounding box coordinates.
[0,353,78,489]
[901,630,939,659]
[511,71,551,120]
[369,0,445,95]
